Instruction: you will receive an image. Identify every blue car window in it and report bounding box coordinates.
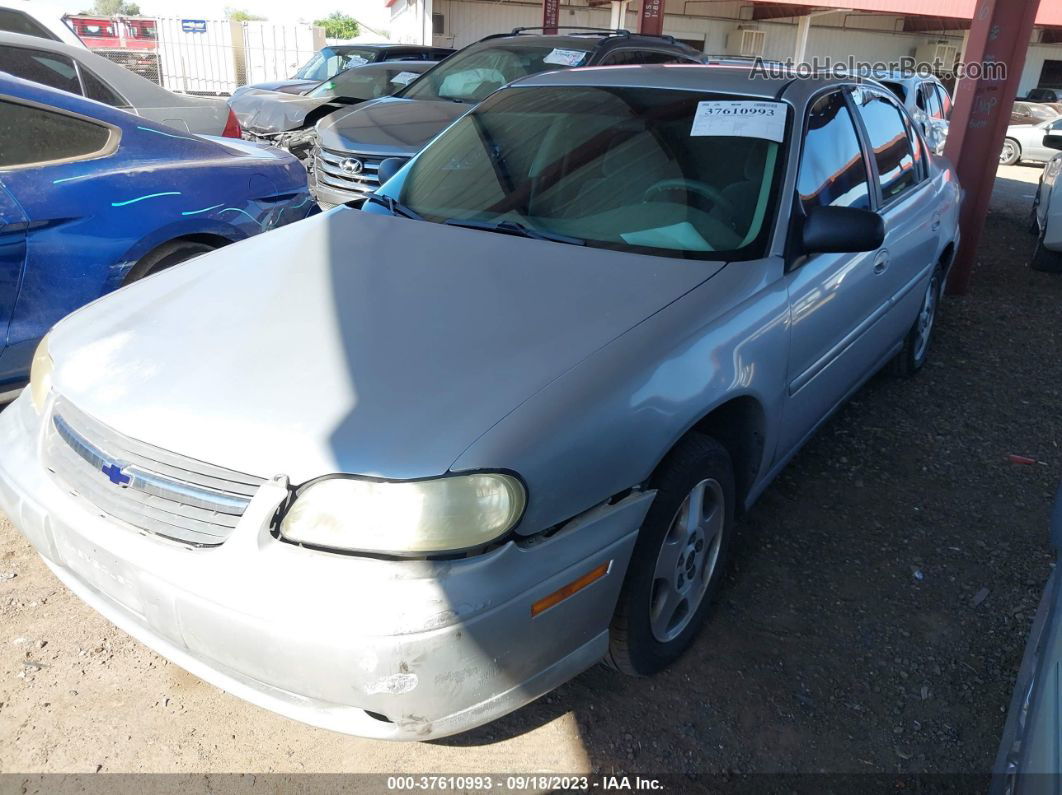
[0,100,111,168]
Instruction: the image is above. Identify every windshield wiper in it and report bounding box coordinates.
[360,192,424,220]
[443,218,585,246]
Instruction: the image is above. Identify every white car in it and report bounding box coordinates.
[876,71,953,155]
[1029,129,1062,271]
[0,1,84,48]
[1001,116,1062,165]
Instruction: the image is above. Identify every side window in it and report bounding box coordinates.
[79,66,129,108]
[935,85,953,120]
[0,8,59,40]
[852,89,919,202]
[599,50,690,66]
[0,47,81,95]
[923,84,944,121]
[796,91,871,214]
[0,100,112,168]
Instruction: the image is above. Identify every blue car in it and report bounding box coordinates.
[0,74,317,393]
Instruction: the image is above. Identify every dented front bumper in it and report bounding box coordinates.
[0,392,649,739]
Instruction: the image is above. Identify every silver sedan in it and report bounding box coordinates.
[0,31,239,135]
[0,66,961,739]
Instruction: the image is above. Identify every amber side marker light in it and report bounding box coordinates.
[531,561,612,618]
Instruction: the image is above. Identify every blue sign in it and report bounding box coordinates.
[181,19,207,33]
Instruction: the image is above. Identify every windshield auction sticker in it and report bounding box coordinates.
[690,100,786,142]
[390,71,421,85]
[543,48,588,66]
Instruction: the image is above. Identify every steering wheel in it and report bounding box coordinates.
[642,178,739,228]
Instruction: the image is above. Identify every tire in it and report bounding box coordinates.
[890,266,942,377]
[122,240,216,285]
[1000,138,1021,166]
[606,434,735,677]
[1030,227,1062,272]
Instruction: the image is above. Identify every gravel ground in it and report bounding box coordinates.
[0,165,1060,777]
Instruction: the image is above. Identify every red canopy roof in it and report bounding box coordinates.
[748,0,1062,27]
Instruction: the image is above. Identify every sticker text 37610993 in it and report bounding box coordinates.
[690,101,786,142]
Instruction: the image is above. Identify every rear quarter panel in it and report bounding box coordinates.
[0,118,314,382]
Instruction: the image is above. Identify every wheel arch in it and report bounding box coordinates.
[655,395,769,518]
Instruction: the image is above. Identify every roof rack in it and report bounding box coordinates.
[509,26,630,36]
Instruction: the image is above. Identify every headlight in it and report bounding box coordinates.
[278,472,526,555]
[29,333,53,414]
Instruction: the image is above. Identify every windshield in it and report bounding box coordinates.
[383,86,785,260]
[294,48,376,81]
[399,41,593,104]
[308,64,427,101]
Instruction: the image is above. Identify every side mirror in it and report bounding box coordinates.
[376,157,405,185]
[802,206,885,254]
[1043,133,1062,151]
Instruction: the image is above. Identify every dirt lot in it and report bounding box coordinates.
[1,165,1060,777]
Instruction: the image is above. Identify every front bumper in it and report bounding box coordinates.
[0,392,650,739]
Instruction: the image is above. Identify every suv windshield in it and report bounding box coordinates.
[383,85,785,260]
[308,64,425,101]
[294,48,376,81]
[400,40,593,104]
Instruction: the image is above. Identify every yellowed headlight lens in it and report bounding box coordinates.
[29,333,53,414]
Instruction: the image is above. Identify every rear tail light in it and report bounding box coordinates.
[222,108,242,138]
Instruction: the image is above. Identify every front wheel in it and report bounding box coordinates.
[1000,138,1021,166]
[606,434,735,676]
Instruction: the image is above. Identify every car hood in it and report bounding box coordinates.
[49,210,723,483]
[230,88,342,134]
[315,96,468,157]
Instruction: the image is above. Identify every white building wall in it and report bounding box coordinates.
[423,0,1059,92]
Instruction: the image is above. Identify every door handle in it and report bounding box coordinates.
[873,256,889,274]
[931,216,941,231]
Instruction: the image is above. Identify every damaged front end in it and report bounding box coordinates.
[244,127,318,166]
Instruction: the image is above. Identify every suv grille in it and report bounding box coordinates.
[44,399,265,547]
[313,146,388,201]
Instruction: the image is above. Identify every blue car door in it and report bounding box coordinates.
[0,95,120,382]
[0,182,27,388]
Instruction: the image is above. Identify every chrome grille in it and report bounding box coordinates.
[44,399,265,547]
[313,146,388,201]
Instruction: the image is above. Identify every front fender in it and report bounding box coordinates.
[450,258,790,534]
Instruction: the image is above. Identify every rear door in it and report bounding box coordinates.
[780,88,893,455]
[849,86,942,348]
[0,182,27,374]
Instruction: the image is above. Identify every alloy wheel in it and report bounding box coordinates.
[649,478,725,643]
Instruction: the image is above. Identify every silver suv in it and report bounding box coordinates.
[0,66,960,740]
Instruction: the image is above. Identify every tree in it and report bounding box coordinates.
[87,0,141,15]
[226,8,266,21]
[313,11,360,40]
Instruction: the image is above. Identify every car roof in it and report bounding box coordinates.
[0,30,218,109]
[327,43,443,51]
[508,63,816,100]
[479,28,701,55]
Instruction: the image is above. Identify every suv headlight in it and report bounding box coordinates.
[278,472,526,555]
[29,333,53,414]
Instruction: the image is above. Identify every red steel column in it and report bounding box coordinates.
[944,0,1040,294]
[639,0,664,36]
[543,0,559,34]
